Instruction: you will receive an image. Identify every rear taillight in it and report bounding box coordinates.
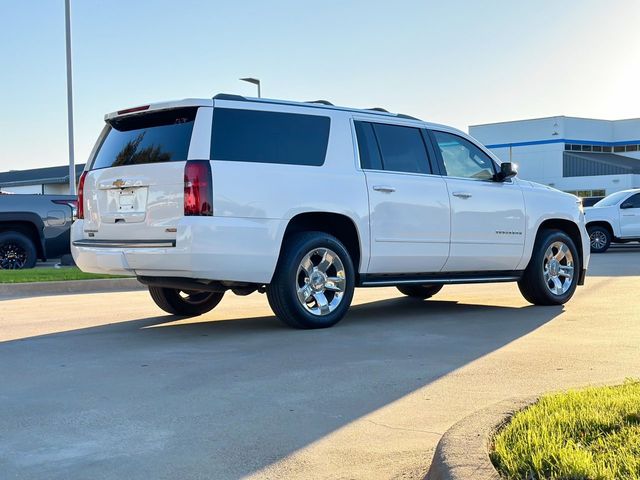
[77,171,87,219]
[184,161,213,216]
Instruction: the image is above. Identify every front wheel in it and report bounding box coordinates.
[587,225,611,253]
[397,284,443,299]
[266,232,355,329]
[518,229,580,306]
[148,287,224,316]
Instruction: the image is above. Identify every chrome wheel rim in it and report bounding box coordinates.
[542,241,574,296]
[589,231,607,250]
[296,247,346,316]
[0,242,27,269]
[178,290,217,305]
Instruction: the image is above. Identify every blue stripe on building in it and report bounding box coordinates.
[485,138,640,149]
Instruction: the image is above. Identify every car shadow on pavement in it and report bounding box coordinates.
[0,297,563,479]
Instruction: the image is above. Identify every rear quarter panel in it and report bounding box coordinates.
[207,101,371,273]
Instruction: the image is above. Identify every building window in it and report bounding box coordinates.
[602,146,612,153]
[592,145,602,152]
[614,146,625,152]
[626,145,638,152]
[565,189,606,198]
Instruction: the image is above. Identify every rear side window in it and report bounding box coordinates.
[355,121,431,174]
[211,108,330,166]
[91,107,197,170]
[373,124,431,174]
[354,122,383,170]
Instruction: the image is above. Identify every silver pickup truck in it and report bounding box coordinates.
[0,194,76,269]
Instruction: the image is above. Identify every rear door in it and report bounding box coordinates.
[356,120,450,274]
[428,130,526,272]
[81,106,210,241]
[619,193,640,237]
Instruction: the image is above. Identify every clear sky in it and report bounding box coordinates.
[1,0,639,170]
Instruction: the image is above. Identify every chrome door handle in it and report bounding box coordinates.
[452,191,472,199]
[372,185,396,193]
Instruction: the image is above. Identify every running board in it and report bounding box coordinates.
[73,239,176,248]
[358,271,523,287]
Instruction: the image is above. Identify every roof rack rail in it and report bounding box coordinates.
[397,113,421,121]
[213,93,247,101]
[367,107,389,113]
[305,100,334,106]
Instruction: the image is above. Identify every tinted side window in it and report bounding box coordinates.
[432,131,496,180]
[372,123,431,174]
[624,193,640,208]
[354,121,383,170]
[211,108,330,166]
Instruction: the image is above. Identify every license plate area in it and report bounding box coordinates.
[107,187,148,213]
[101,187,149,223]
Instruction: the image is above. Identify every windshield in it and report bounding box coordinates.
[90,107,197,170]
[593,191,630,207]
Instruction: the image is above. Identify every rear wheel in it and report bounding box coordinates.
[266,231,355,329]
[148,287,224,316]
[397,284,443,299]
[518,229,580,306]
[0,231,37,270]
[587,225,611,253]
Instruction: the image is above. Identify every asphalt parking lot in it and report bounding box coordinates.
[1,247,639,480]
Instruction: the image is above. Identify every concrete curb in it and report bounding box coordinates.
[0,278,145,299]
[424,396,538,480]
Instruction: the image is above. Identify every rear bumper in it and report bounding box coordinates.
[71,216,285,284]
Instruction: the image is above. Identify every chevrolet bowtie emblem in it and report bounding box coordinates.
[112,179,126,188]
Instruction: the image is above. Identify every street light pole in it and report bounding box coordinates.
[239,77,261,98]
[65,0,76,195]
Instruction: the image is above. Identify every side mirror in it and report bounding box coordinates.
[495,162,517,182]
[620,202,634,209]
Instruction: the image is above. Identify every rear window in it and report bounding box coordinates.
[90,107,197,170]
[211,108,330,166]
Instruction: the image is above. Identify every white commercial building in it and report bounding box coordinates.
[470,116,640,199]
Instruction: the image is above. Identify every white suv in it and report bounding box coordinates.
[585,188,640,252]
[71,94,590,328]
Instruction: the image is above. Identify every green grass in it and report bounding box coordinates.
[491,380,640,480]
[0,267,128,283]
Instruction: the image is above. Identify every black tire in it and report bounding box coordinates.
[518,229,581,306]
[587,225,611,253]
[0,231,37,269]
[266,231,355,329]
[396,284,443,299]
[148,287,224,316]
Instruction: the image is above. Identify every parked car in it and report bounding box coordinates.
[71,94,590,328]
[585,188,640,252]
[0,193,76,269]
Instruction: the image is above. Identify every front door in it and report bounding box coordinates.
[429,130,526,272]
[619,192,640,238]
[354,120,451,274]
